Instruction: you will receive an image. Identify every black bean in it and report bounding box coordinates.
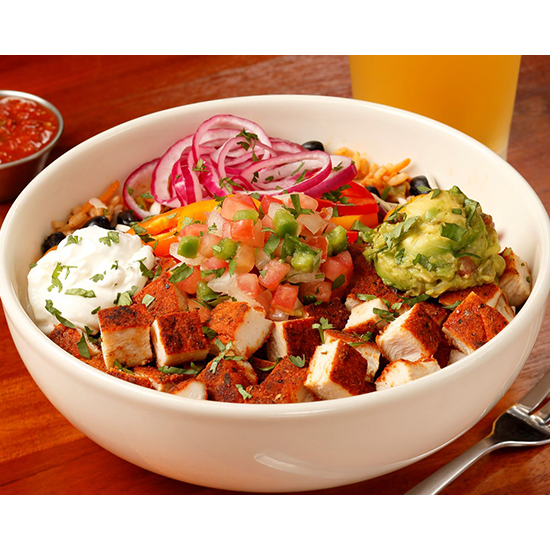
[83,215,112,229]
[301,140,325,152]
[366,185,381,198]
[117,210,139,227]
[409,175,431,196]
[42,231,66,252]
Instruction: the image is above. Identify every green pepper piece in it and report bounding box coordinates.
[196,281,219,304]
[177,235,200,258]
[212,237,238,260]
[325,225,348,256]
[291,248,319,273]
[233,209,259,222]
[273,208,298,238]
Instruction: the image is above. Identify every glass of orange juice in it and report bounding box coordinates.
[349,55,521,159]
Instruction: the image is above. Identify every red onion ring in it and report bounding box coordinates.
[123,114,358,217]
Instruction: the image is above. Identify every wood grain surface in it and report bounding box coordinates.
[1,55,549,495]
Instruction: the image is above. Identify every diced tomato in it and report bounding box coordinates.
[202,256,228,271]
[336,250,353,271]
[321,250,353,285]
[187,298,211,323]
[237,273,262,298]
[272,284,299,315]
[199,233,222,258]
[180,223,208,237]
[305,236,328,259]
[261,214,274,231]
[233,244,256,274]
[221,194,257,220]
[176,266,202,294]
[346,231,359,244]
[230,218,256,241]
[259,259,290,291]
[299,280,332,303]
[256,289,273,313]
[260,195,282,216]
[231,220,264,247]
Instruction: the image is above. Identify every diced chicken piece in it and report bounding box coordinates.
[151,310,209,367]
[305,339,370,400]
[265,317,321,362]
[324,329,380,383]
[102,363,154,389]
[49,323,96,360]
[196,357,257,403]
[168,379,207,400]
[344,297,391,336]
[439,282,515,322]
[133,272,188,318]
[433,338,453,368]
[248,357,314,404]
[97,303,153,369]
[206,301,272,359]
[156,256,178,273]
[250,356,277,384]
[376,303,441,362]
[344,256,402,311]
[448,349,467,365]
[375,358,441,391]
[303,299,350,331]
[133,366,189,392]
[442,292,509,355]
[419,300,449,326]
[498,248,532,308]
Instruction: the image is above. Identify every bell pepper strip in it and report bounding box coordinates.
[330,211,379,230]
[317,185,378,217]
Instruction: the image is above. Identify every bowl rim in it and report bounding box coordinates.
[1,93,550,420]
[0,89,64,169]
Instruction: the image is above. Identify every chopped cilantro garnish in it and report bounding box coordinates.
[168,263,194,283]
[65,288,96,298]
[77,333,91,359]
[45,300,75,329]
[289,355,306,368]
[312,317,333,343]
[236,384,252,400]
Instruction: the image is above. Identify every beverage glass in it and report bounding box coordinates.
[349,55,521,159]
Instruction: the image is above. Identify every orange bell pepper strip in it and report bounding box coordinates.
[127,199,220,257]
[330,211,379,231]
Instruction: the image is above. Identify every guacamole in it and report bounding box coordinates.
[364,186,506,297]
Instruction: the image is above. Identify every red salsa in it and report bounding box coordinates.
[0,97,59,164]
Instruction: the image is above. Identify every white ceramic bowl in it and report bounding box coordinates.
[1,95,549,493]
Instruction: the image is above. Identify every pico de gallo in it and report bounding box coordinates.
[128,186,378,320]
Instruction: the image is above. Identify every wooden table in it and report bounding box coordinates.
[1,55,549,495]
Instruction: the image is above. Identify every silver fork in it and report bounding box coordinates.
[406,369,550,495]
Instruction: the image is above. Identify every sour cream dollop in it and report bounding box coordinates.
[28,226,157,334]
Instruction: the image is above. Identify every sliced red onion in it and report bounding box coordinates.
[126,115,359,209]
[123,159,161,220]
[151,135,193,205]
[192,114,272,162]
